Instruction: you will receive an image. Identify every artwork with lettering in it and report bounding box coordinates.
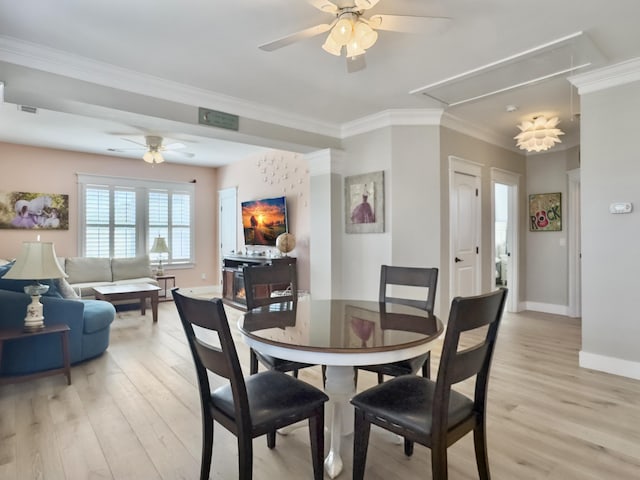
[529,192,561,232]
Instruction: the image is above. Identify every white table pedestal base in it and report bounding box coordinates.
[323,365,356,478]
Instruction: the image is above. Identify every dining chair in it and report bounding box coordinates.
[351,288,508,480]
[172,289,328,480]
[242,262,315,378]
[357,265,439,383]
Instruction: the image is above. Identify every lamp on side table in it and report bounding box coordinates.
[3,241,67,331]
[150,236,170,276]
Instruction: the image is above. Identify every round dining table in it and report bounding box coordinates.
[239,297,443,478]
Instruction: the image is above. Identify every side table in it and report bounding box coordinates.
[156,274,176,302]
[0,324,71,385]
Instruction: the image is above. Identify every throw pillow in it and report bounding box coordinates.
[54,277,80,299]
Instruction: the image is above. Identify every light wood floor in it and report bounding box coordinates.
[2,301,640,479]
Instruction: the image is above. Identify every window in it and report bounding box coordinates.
[78,174,195,266]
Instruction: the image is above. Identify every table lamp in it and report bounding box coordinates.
[3,241,67,331]
[150,235,170,276]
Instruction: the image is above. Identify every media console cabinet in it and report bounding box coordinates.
[222,254,296,310]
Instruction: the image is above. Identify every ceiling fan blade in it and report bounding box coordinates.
[259,23,333,51]
[120,137,148,148]
[305,0,338,14]
[164,150,196,159]
[346,54,367,73]
[162,142,186,151]
[367,14,451,33]
[107,147,146,152]
[354,0,381,10]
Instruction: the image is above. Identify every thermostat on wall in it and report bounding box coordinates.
[609,202,633,214]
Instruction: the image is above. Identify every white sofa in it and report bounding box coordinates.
[60,255,159,298]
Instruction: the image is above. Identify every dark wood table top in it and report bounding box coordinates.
[239,298,443,357]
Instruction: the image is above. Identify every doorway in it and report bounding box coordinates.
[218,187,237,276]
[567,169,581,317]
[449,156,482,302]
[491,168,520,312]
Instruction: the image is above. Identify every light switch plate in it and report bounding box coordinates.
[609,202,633,214]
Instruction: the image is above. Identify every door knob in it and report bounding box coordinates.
[455,257,463,263]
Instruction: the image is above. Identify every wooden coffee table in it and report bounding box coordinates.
[93,283,161,322]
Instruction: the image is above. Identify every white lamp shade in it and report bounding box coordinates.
[346,37,366,58]
[4,242,67,280]
[150,236,170,254]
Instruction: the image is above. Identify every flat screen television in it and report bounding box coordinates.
[241,196,288,246]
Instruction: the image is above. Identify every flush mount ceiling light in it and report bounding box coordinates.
[514,116,564,153]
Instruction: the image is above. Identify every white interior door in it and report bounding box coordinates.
[450,160,482,299]
[218,187,237,262]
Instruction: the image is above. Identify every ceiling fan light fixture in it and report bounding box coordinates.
[514,115,564,153]
[322,35,342,56]
[346,37,366,58]
[330,15,355,45]
[354,21,378,49]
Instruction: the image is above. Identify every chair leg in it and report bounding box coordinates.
[200,413,214,480]
[377,372,384,384]
[238,435,253,480]
[404,438,414,456]
[249,349,258,375]
[292,369,299,378]
[353,409,371,480]
[422,351,431,379]
[267,431,276,449]
[473,423,491,480]
[431,443,448,480]
[308,406,325,480]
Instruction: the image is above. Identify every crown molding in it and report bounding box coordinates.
[441,112,517,151]
[341,108,444,138]
[569,57,640,94]
[0,35,341,138]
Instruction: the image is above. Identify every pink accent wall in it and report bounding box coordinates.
[0,141,218,289]
[216,151,311,290]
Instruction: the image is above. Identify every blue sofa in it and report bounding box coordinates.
[0,289,115,376]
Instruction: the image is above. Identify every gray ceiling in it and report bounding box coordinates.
[0,0,639,166]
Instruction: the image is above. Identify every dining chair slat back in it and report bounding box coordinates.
[172,288,328,480]
[351,288,508,480]
[379,264,438,312]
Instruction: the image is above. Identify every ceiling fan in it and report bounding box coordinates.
[259,0,450,72]
[108,135,195,164]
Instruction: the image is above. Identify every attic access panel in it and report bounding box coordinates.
[410,31,605,107]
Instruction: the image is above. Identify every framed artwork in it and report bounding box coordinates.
[529,192,561,232]
[345,170,384,234]
[0,191,69,230]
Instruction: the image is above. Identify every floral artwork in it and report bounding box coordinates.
[0,191,69,230]
[529,192,561,232]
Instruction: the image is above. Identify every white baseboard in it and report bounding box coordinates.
[523,301,569,316]
[579,351,640,381]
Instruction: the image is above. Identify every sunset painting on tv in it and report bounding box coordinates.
[241,196,288,246]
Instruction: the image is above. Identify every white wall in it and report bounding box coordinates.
[525,146,579,312]
[579,78,640,378]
